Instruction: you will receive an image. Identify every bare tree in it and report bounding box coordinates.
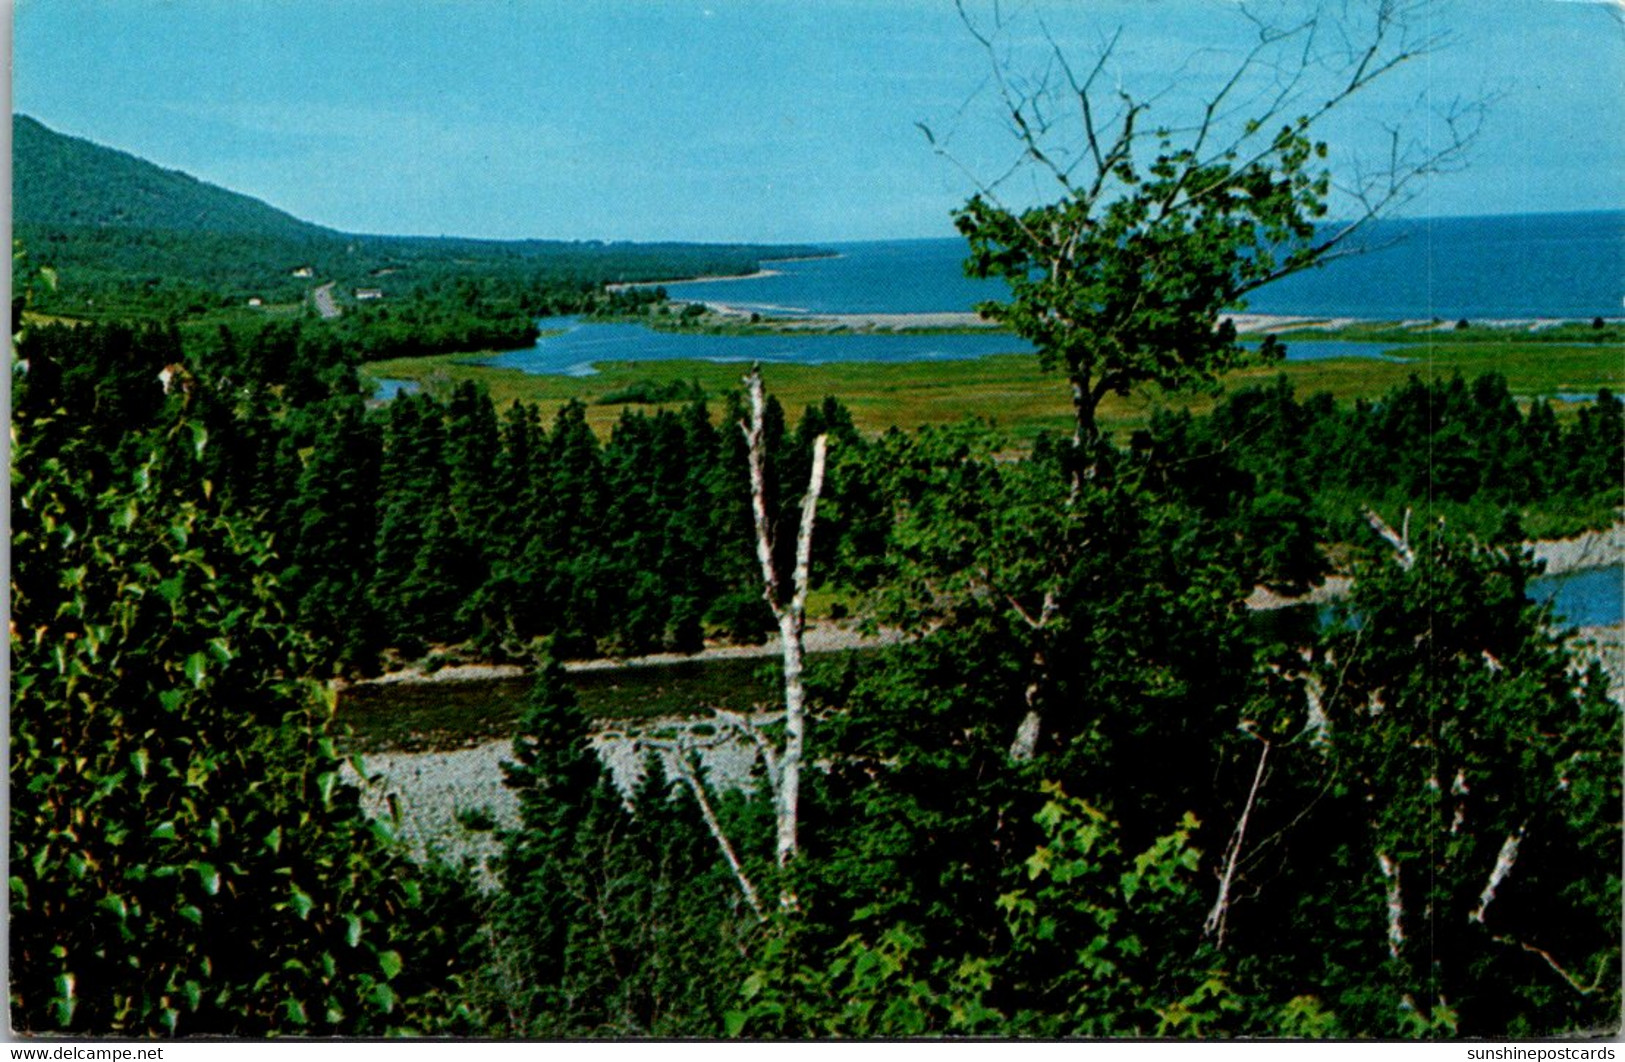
[742,364,828,886]
[924,0,1486,467]
[637,365,828,913]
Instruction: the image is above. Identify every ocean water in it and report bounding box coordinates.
[661,211,1625,321]
[472,211,1622,379]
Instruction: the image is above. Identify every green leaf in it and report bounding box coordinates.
[377,949,403,980]
[191,861,220,895]
[184,651,208,688]
[345,913,363,948]
[52,973,76,1027]
[288,885,314,920]
[178,905,203,926]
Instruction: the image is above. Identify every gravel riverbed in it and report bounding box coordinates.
[345,527,1622,880]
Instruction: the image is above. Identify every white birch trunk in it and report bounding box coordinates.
[1470,829,1524,924]
[742,364,827,890]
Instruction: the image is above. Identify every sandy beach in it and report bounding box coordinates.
[605,268,784,292]
[1222,313,1362,333]
[693,306,1610,335]
[1531,523,1625,575]
[745,309,999,331]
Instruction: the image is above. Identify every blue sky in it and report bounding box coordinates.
[11,0,1624,243]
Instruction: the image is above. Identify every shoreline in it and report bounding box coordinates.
[606,268,783,292]
[1247,522,1624,611]
[349,611,1624,866]
[689,306,1610,335]
[603,252,844,294]
[361,526,1621,690]
[1531,523,1625,575]
[702,306,1001,330]
[354,620,903,688]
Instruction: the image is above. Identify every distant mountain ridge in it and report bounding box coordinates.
[12,114,338,239]
[10,114,825,323]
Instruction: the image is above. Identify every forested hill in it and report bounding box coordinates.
[13,114,334,238]
[13,113,821,323]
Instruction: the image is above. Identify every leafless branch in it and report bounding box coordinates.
[1493,935,1609,996]
[1364,506,1414,569]
[711,708,781,791]
[1378,849,1405,959]
[666,744,764,920]
[1470,828,1525,924]
[1205,727,1272,947]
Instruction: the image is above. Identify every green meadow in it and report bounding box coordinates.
[366,332,1624,442]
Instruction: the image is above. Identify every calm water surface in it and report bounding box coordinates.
[483,317,1403,377]
[1533,565,1624,627]
[486,317,1033,375]
[662,212,1624,320]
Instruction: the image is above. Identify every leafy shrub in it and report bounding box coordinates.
[9,407,471,1035]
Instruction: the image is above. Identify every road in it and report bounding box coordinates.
[311,281,340,319]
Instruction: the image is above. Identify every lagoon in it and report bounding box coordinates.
[486,316,1032,376]
[481,316,1405,378]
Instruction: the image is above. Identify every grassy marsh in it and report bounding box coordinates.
[365,333,1623,442]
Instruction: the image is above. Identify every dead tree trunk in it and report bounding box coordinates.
[671,749,766,920]
[742,364,828,892]
[1203,730,1271,947]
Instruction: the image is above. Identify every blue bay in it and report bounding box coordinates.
[661,211,1624,321]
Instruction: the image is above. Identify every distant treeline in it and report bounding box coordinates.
[15,221,818,332]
